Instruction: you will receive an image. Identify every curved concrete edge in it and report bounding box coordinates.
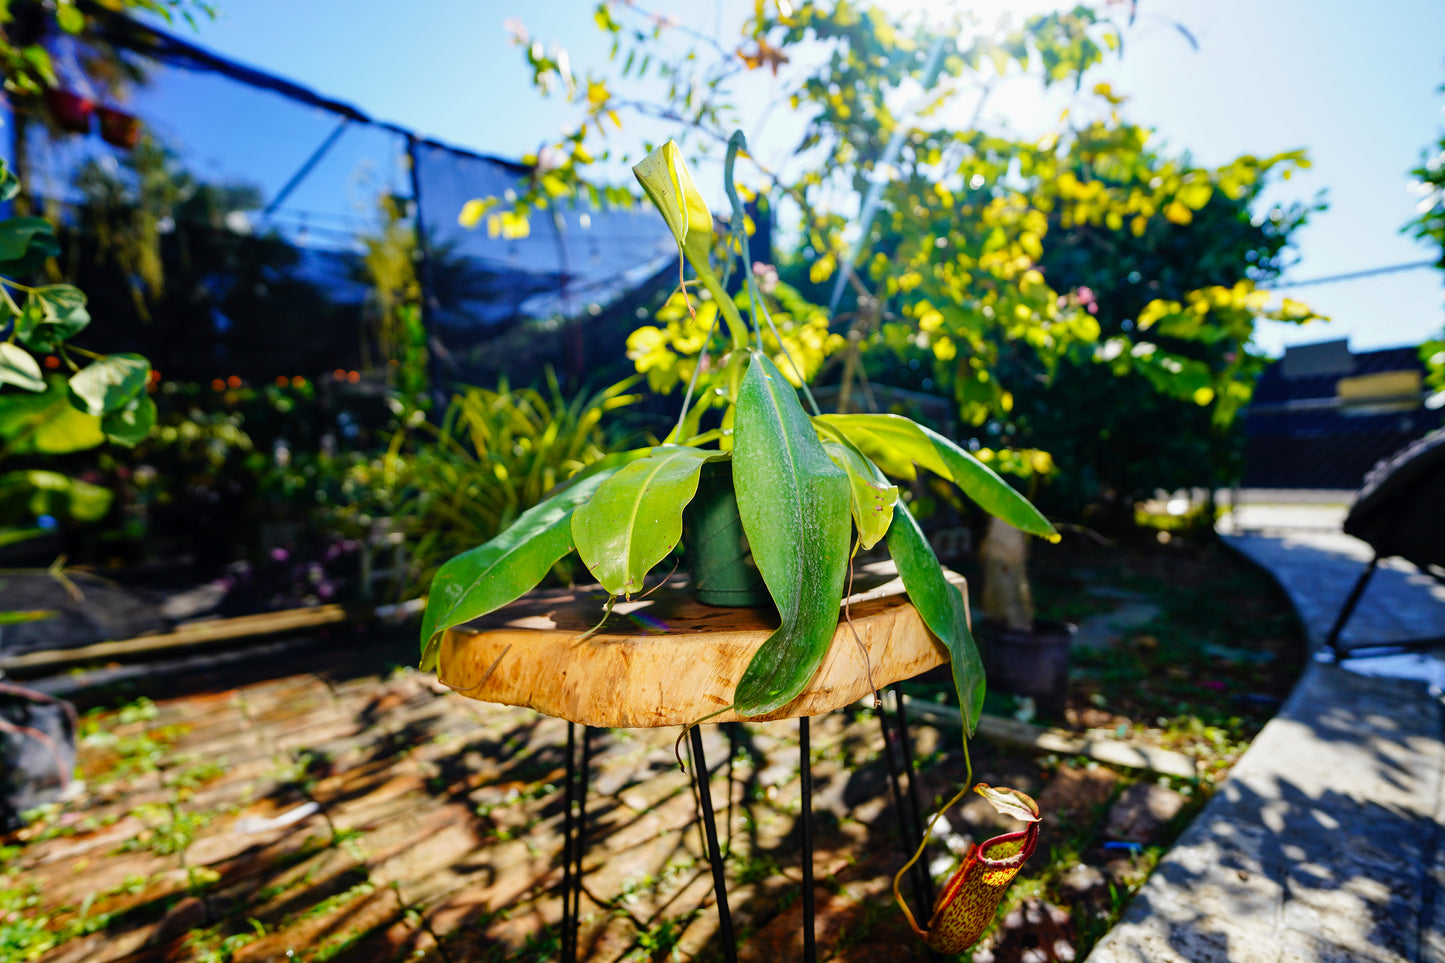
[1086,534,1445,963]
[1085,663,1445,962]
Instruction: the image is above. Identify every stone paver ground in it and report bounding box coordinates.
[13,647,1020,963]
[6,531,1310,963]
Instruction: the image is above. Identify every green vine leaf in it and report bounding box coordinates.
[572,445,728,598]
[816,413,1055,539]
[0,377,103,454]
[101,393,157,448]
[888,501,985,737]
[0,469,112,523]
[732,351,851,717]
[0,216,57,262]
[0,343,45,392]
[18,284,91,353]
[0,162,19,203]
[68,353,150,416]
[419,467,620,671]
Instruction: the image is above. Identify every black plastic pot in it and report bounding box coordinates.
[980,619,1076,719]
[681,460,771,607]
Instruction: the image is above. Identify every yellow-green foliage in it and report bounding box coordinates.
[626,281,844,395]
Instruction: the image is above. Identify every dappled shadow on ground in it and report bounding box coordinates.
[6,532,1329,962]
[8,644,1126,963]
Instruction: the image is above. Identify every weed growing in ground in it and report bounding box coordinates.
[629,917,686,961]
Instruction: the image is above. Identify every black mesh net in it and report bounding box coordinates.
[3,6,674,389]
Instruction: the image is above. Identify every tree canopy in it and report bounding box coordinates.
[476,1,1328,508]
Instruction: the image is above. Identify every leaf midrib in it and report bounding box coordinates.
[756,365,806,601]
[618,454,678,593]
[437,503,570,628]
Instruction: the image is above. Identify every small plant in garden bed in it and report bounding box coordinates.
[420,134,1057,733]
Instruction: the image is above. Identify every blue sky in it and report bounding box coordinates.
[138,0,1445,358]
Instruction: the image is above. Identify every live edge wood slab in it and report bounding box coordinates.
[437,560,966,728]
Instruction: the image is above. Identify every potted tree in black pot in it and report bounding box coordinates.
[977,510,1076,719]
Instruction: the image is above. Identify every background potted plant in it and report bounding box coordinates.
[978,509,1077,719]
[419,134,1057,730]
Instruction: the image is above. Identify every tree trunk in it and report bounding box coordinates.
[981,515,1033,632]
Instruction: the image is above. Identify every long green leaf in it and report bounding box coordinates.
[820,438,897,551]
[887,501,985,737]
[732,352,851,716]
[816,413,1055,538]
[418,467,618,671]
[573,445,727,597]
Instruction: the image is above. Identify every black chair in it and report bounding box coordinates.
[1326,426,1445,659]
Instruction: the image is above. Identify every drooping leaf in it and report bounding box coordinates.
[67,353,150,416]
[101,393,157,447]
[632,140,714,270]
[817,413,1055,538]
[573,445,728,597]
[0,377,104,454]
[418,467,618,672]
[820,436,897,551]
[731,351,851,716]
[0,343,44,392]
[887,501,985,736]
[18,284,90,352]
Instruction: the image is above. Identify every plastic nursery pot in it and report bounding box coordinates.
[44,88,94,134]
[979,619,1076,719]
[681,459,772,607]
[97,107,142,149]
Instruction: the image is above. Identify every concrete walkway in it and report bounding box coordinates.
[1088,506,1445,962]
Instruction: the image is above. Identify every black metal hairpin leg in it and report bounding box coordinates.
[893,686,935,909]
[881,694,949,963]
[561,723,577,963]
[689,727,738,963]
[725,721,738,851]
[800,716,817,963]
[560,724,592,963]
[878,692,930,912]
[1327,555,1379,659]
[577,727,592,927]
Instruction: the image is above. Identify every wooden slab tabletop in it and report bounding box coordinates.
[437,561,964,727]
